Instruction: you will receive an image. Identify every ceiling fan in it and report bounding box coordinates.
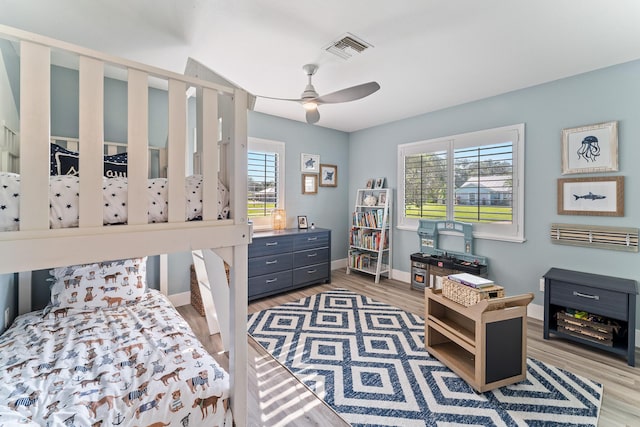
[260,64,380,124]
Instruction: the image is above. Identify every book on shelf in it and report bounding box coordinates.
[447,273,494,288]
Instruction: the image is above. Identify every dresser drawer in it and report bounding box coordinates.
[293,263,329,286]
[293,232,329,251]
[249,270,293,297]
[249,235,294,258]
[248,253,293,277]
[549,281,628,320]
[293,247,329,268]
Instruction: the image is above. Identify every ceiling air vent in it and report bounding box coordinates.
[325,33,373,60]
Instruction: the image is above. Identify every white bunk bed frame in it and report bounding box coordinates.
[0,24,250,425]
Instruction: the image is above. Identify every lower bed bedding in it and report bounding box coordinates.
[0,172,230,232]
[0,288,232,426]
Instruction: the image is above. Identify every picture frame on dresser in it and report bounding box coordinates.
[297,215,308,229]
[557,176,623,216]
[561,121,618,174]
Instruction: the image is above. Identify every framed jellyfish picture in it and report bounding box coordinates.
[561,121,618,174]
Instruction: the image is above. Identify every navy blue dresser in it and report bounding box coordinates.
[248,228,331,301]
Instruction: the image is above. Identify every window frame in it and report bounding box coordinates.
[248,137,285,231]
[397,123,525,243]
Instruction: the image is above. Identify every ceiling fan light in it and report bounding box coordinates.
[303,102,318,111]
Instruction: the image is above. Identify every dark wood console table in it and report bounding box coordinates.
[543,268,637,366]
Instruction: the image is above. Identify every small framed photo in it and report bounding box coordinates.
[561,121,618,174]
[297,215,308,229]
[319,164,337,187]
[301,153,320,173]
[302,174,318,195]
[365,178,374,189]
[557,176,624,216]
[374,177,386,189]
[377,191,387,206]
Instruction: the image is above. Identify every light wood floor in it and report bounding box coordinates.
[178,269,640,427]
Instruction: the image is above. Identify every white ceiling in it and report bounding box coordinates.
[2,0,640,132]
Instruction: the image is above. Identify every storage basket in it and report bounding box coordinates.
[557,311,614,347]
[442,278,504,307]
[190,262,231,317]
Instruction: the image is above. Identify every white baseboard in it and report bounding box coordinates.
[168,291,190,307]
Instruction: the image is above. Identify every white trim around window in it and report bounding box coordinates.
[397,123,525,243]
[248,137,285,231]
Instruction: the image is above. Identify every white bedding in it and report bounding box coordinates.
[0,289,232,426]
[0,173,230,231]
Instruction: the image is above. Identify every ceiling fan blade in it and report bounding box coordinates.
[316,81,380,104]
[258,95,304,102]
[306,108,320,124]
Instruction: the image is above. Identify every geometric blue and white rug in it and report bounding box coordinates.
[248,289,603,426]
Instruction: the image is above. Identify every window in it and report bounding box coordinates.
[397,124,524,242]
[248,137,285,229]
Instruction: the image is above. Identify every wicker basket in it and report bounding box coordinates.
[442,278,504,307]
[190,262,231,317]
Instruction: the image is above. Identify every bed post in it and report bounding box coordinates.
[229,88,249,426]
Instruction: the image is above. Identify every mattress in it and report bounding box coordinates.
[0,289,232,426]
[0,172,230,231]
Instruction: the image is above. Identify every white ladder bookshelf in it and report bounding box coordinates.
[346,188,392,283]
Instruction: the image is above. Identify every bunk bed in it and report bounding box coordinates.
[0,24,249,425]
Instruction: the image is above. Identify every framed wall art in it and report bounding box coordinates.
[557,176,624,216]
[319,164,337,187]
[301,153,320,173]
[302,173,318,195]
[561,121,618,174]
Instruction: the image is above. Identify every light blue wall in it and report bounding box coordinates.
[349,59,640,328]
[249,110,351,261]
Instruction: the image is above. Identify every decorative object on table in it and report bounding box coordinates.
[310,222,315,229]
[319,164,337,187]
[271,208,287,230]
[557,176,623,216]
[374,176,385,188]
[442,277,504,307]
[248,289,602,426]
[550,223,639,252]
[297,215,308,229]
[301,173,318,194]
[561,121,618,174]
[300,153,320,173]
[365,178,374,189]
[363,194,377,206]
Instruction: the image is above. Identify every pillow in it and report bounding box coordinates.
[50,143,128,177]
[47,257,147,311]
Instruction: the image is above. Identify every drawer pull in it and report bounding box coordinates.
[266,278,278,284]
[265,260,278,265]
[307,253,317,257]
[573,291,599,300]
[307,269,317,274]
[307,237,318,241]
[265,242,278,246]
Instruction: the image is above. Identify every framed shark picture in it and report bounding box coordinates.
[301,153,320,173]
[557,176,624,216]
